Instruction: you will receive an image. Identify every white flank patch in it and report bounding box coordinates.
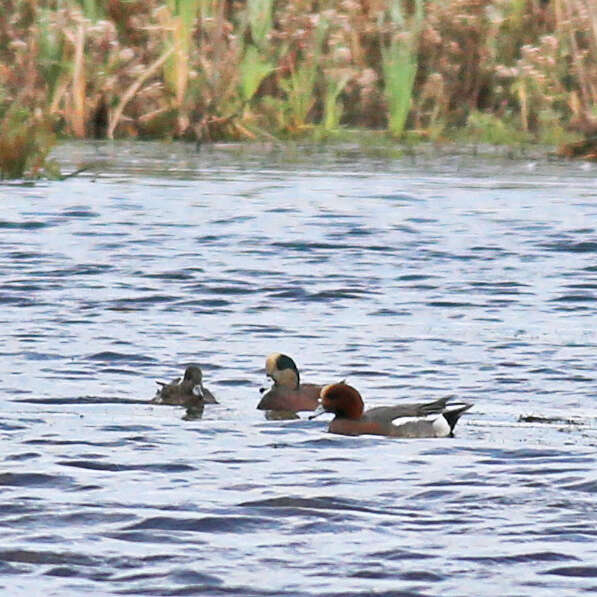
[432,415,451,437]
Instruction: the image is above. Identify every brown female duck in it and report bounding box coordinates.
[152,365,217,406]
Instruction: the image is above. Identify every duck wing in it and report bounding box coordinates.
[364,397,449,423]
[156,376,181,389]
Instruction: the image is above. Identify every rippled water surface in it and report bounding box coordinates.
[1,142,596,596]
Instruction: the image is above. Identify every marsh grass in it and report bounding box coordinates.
[279,19,326,133]
[0,106,58,180]
[381,0,423,138]
[0,0,596,175]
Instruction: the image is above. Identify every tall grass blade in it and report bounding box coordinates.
[380,0,423,138]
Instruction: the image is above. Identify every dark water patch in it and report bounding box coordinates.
[214,378,253,388]
[0,502,43,516]
[324,589,426,597]
[232,323,286,334]
[109,571,170,583]
[2,282,45,291]
[0,220,49,230]
[45,566,80,577]
[175,298,231,308]
[141,270,197,280]
[100,424,156,433]
[240,496,389,516]
[195,284,256,296]
[272,241,357,252]
[459,552,578,564]
[168,568,224,586]
[392,224,417,234]
[0,422,27,431]
[411,489,455,500]
[551,294,596,302]
[23,351,63,361]
[61,207,100,218]
[266,286,310,299]
[566,283,597,289]
[469,246,513,256]
[24,438,125,447]
[43,264,114,276]
[542,240,597,253]
[543,566,597,578]
[15,396,148,405]
[212,215,255,225]
[398,570,444,582]
[207,457,268,464]
[369,548,436,561]
[0,472,73,489]
[0,561,29,575]
[195,234,224,242]
[468,281,530,293]
[311,288,374,300]
[58,460,196,473]
[0,294,38,306]
[101,366,150,375]
[463,446,574,462]
[426,301,482,308]
[86,351,157,363]
[527,367,563,375]
[396,274,436,281]
[369,308,409,316]
[5,452,40,461]
[372,193,423,203]
[548,374,593,382]
[6,250,47,260]
[106,531,189,544]
[519,415,583,425]
[562,480,597,493]
[124,515,274,533]
[108,294,177,307]
[114,584,283,596]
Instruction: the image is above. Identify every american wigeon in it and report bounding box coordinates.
[311,382,472,438]
[257,353,321,412]
[152,365,217,406]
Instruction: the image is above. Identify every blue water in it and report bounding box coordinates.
[1,142,596,596]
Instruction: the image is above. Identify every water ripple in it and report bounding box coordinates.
[1,142,597,596]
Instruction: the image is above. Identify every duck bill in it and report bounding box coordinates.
[308,404,327,420]
[259,378,274,395]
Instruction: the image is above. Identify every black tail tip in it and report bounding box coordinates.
[444,403,473,434]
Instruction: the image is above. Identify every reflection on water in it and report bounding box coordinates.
[0,142,596,596]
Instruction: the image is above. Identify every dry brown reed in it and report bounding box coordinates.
[0,0,596,171]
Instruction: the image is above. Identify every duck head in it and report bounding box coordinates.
[184,365,205,399]
[312,382,364,420]
[265,353,300,390]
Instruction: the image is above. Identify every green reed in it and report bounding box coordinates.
[239,0,274,107]
[320,72,350,134]
[279,19,327,133]
[0,105,57,180]
[380,0,423,138]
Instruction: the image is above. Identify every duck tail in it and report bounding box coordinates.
[443,403,473,435]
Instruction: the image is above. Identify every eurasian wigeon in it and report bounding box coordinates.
[311,382,472,438]
[257,353,321,412]
[152,365,217,406]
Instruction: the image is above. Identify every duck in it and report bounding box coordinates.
[152,365,217,406]
[257,353,321,412]
[310,382,472,438]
